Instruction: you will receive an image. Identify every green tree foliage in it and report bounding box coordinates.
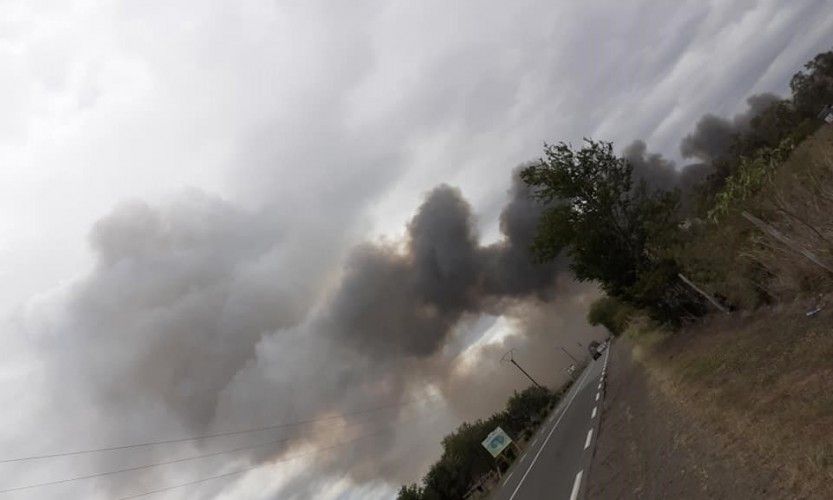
[421,418,504,499]
[703,50,833,199]
[397,385,558,500]
[519,139,693,321]
[708,137,796,222]
[587,295,634,336]
[504,385,551,432]
[790,50,833,119]
[397,484,424,500]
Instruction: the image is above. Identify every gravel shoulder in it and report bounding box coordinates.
[585,338,784,499]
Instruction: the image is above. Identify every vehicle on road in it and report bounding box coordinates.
[588,340,603,360]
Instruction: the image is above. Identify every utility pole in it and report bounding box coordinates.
[501,350,544,389]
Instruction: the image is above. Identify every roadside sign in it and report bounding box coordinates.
[481,426,512,458]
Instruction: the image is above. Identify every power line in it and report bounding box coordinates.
[116,421,419,500]
[116,436,366,499]
[0,435,291,494]
[0,413,393,495]
[0,395,439,464]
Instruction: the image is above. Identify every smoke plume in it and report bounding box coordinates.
[621,93,781,206]
[679,93,780,162]
[8,172,602,498]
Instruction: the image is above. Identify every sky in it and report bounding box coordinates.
[1,1,832,498]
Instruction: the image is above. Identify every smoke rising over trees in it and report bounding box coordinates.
[11,171,600,497]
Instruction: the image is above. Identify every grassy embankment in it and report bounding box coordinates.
[627,126,833,498]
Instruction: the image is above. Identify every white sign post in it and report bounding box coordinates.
[481,426,512,458]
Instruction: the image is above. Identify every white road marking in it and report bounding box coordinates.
[569,470,583,500]
[584,428,594,449]
[503,471,514,486]
[519,453,527,462]
[507,367,593,500]
[591,406,597,419]
[531,436,539,446]
[595,392,600,401]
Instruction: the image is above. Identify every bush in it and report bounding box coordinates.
[587,295,634,336]
[397,384,568,499]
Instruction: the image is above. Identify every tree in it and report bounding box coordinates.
[397,484,424,500]
[419,417,506,499]
[790,50,833,119]
[520,139,688,321]
[587,295,633,336]
[504,386,552,431]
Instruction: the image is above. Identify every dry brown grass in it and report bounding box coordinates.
[629,300,833,498]
[678,125,833,309]
[618,124,833,499]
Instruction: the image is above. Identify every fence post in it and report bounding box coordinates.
[741,211,833,275]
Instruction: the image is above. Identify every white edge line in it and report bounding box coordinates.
[584,428,593,450]
[569,470,584,500]
[503,471,514,486]
[507,367,593,500]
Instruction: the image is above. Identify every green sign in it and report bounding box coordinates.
[481,426,512,458]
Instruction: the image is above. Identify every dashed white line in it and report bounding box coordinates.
[591,406,597,419]
[507,367,593,500]
[584,428,594,450]
[503,471,514,486]
[569,470,583,500]
[595,392,600,401]
[519,453,527,462]
[531,436,539,446]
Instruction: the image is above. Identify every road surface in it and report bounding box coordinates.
[492,345,610,500]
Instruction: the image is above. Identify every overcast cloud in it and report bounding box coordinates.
[1,1,832,498]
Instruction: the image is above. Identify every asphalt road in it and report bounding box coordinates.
[492,345,610,500]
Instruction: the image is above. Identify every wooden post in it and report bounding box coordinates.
[741,211,833,275]
[677,273,729,314]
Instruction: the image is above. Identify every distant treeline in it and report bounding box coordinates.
[397,383,572,500]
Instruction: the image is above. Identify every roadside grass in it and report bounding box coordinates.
[628,300,833,497]
[675,125,833,309]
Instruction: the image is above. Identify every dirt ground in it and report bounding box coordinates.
[587,297,833,499]
[586,338,786,499]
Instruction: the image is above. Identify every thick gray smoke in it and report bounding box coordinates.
[623,139,681,192]
[324,175,565,359]
[622,93,781,204]
[9,172,601,498]
[679,93,781,162]
[622,139,710,209]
